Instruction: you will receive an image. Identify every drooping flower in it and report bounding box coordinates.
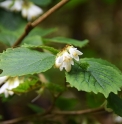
[0,77,23,97]
[22,2,43,21]
[55,45,82,72]
[0,0,43,21]
[0,0,23,11]
[0,0,12,10]
[68,46,83,61]
[55,51,74,72]
[60,51,74,72]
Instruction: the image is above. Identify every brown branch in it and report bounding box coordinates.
[0,107,105,124]
[12,0,69,47]
[53,107,104,115]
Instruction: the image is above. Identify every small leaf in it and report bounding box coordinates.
[66,58,122,97]
[0,47,55,76]
[13,79,38,93]
[43,37,89,48]
[107,93,122,116]
[22,44,59,54]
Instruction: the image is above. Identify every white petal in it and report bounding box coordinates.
[76,50,83,55]
[55,55,63,68]
[62,51,71,60]
[4,90,9,98]
[4,90,14,98]
[24,3,43,21]
[10,0,23,11]
[71,60,74,65]
[73,55,79,61]
[62,60,71,71]
[62,51,73,72]
[7,77,20,90]
[0,76,8,85]
[31,4,43,15]
[59,65,63,71]
[64,62,71,72]
[68,47,83,61]
[0,0,12,10]
[8,90,14,95]
[22,7,28,18]
[0,82,9,94]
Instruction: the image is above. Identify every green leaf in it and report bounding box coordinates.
[0,9,26,30]
[28,27,56,37]
[84,58,121,72]
[22,44,59,54]
[13,79,38,93]
[66,58,122,98]
[43,37,89,48]
[0,25,24,46]
[0,31,17,46]
[0,47,55,76]
[107,93,122,116]
[22,36,43,46]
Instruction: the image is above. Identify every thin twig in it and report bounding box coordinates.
[53,107,104,115]
[0,107,105,124]
[12,0,69,47]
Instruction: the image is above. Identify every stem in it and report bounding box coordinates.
[12,0,69,47]
[53,107,104,115]
[0,107,105,124]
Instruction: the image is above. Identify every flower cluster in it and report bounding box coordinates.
[0,76,23,97]
[55,45,83,72]
[0,0,43,21]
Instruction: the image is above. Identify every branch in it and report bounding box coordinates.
[53,107,104,115]
[12,0,69,47]
[0,107,105,124]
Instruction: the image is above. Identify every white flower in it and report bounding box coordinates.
[22,2,43,21]
[0,77,22,97]
[0,0,23,11]
[0,0,12,10]
[0,0,43,21]
[55,51,74,72]
[55,45,83,72]
[68,46,83,61]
